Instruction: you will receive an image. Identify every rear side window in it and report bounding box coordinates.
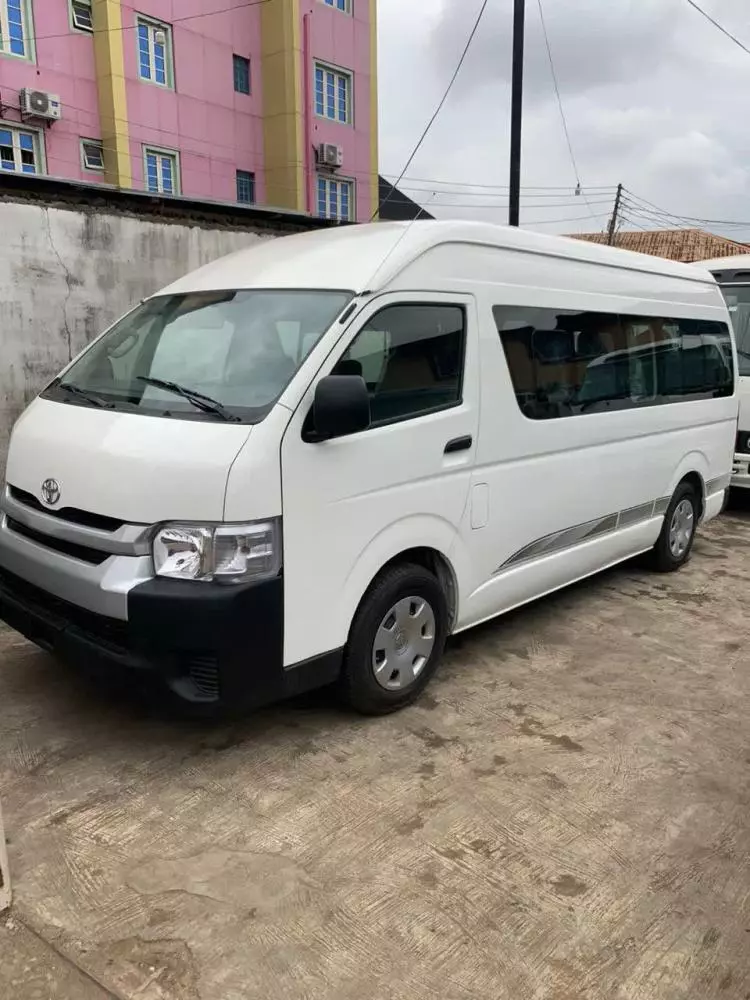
[337,304,465,424]
[493,307,734,420]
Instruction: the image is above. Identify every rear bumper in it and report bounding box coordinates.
[731,453,750,490]
[0,568,341,711]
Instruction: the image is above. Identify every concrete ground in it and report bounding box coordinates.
[1,503,749,1000]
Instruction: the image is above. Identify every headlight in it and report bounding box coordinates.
[153,520,281,584]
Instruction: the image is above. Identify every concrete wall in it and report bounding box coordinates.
[0,198,284,469]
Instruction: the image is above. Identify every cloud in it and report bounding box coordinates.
[377,0,750,238]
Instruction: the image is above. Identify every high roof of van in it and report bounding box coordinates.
[160,220,720,297]
[694,254,750,272]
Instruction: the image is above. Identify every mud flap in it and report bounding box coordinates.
[0,799,9,911]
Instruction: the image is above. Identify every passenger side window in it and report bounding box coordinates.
[337,304,465,424]
[494,307,734,420]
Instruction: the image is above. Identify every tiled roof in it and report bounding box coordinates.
[568,227,750,263]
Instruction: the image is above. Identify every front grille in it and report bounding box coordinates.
[9,485,125,533]
[0,567,129,651]
[6,517,109,566]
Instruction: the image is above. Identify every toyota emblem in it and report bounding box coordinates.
[40,478,61,506]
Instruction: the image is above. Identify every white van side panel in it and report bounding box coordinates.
[278,292,480,667]
[454,288,735,630]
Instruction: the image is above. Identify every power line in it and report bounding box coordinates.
[384,175,616,191]
[625,189,750,229]
[683,0,750,58]
[398,182,616,198]
[376,0,490,220]
[406,198,615,210]
[535,0,599,224]
[525,211,611,226]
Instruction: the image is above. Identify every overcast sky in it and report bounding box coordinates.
[377,0,750,240]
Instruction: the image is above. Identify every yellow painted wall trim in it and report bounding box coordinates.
[261,0,305,212]
[369,0,379,220]
[92,0,132,188]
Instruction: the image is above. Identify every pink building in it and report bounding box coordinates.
[0,0,379,220]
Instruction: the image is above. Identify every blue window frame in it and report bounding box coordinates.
[322,0,349,11]
[314,62,352,124]
[1,0,30,58]
[144,147,178,195]
[233,54,250,95]
[236,170,255,204]
[0,124,39,173]
[137,17,172,87]
[317,175,353,221]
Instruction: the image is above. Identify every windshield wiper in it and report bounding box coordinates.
[136,376,237,421]
[58,381,114,409]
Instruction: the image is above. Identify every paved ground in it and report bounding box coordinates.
[1,501,749,1000]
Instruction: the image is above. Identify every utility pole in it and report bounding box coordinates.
[607,183,623,245]
[508,0,525,227]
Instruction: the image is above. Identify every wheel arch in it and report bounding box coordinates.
[666,452,708,520]
[340,517,461,638]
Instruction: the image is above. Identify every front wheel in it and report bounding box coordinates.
[648,482,699,572]
[339,563,448,715]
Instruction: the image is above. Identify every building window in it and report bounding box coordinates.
[494,307,734,421]
[314,62,351,124]
[322,0,351,11]
[233,54,250,95]
[0,123,40,173]
[137,16,173,87]
[80,138,104,172]
[144,147,179,195]
[317,175,354,221]
[337,305,466,425]
[0,0,32,58]
[236,170,255,204]
[70,0,92,31]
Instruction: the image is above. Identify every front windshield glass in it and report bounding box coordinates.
[720,285,750,376]
[43,290,353,422]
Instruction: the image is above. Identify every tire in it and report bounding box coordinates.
[648,481,699,573]
[339,562,448,715]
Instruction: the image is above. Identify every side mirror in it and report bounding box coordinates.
[309,375,370,441]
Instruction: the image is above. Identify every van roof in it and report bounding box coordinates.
[694,254,750,272]
[159,220,720,297]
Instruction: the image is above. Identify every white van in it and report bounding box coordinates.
[694,255,750,491]
[0,222,737,714]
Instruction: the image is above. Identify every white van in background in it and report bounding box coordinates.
[0,222,737,715]
[695,256,750,491]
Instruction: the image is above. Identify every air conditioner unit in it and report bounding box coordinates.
[19,89,61,121]
[154,29,167,47]
[316,143,343,169]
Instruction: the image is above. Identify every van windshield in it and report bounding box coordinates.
[42,289,353,423]
[720,285,750,376]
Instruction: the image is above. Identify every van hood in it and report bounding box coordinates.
[5,398,252,524]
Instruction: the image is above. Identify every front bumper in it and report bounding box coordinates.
[731,452,750,490]
[0,567,341,710]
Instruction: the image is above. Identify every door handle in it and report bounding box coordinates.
[444,435,473,454]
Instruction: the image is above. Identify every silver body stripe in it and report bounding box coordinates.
[618,501,655,528]
[496,497,666,574]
